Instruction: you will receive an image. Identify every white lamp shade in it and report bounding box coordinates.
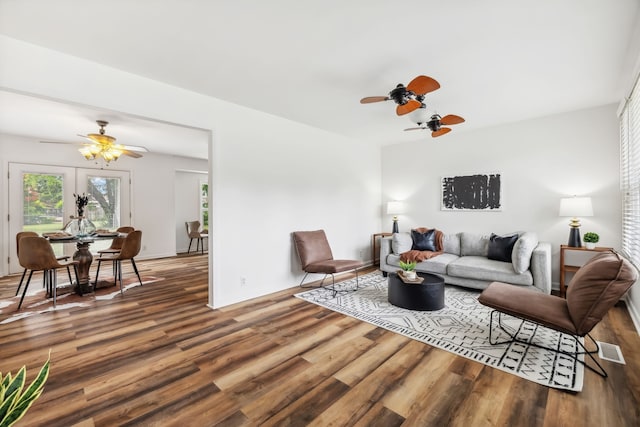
[559,197,593,217]
[386,201,405,215]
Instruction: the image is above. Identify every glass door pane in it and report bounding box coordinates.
[76,168,131,253]
[8,163,76,273]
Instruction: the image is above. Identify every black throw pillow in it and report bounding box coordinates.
[411,229,437,251]
[488,233,519,263]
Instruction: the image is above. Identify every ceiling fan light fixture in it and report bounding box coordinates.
[408,104,431,124]
[79,146,94,160]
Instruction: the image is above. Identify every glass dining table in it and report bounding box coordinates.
[44,232,121,295]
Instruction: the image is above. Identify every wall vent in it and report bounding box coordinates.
[597,341,625,364]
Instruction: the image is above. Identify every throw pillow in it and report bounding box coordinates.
[512,232,539,273]
[487,233,519,263]
[460,232,490,256]
[392,232,413,255]
[411,229,437,251]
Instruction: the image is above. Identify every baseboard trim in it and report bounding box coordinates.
[625,294,640,335]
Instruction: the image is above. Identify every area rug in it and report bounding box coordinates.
[295,271,584,392]
[0,275,163,324]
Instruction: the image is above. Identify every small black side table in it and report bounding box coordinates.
[388,271,445,311]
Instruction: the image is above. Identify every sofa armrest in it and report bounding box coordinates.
[379,236,394,272]
[530,242,552,294]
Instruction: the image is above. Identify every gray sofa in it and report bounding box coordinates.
[379,231,552,294]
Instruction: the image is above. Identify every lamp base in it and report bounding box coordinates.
[568,227,582,247]
[392,219,399,233]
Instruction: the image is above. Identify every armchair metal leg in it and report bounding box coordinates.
[488,310,608,379]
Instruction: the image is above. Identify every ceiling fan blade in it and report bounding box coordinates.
[407,75,441,95]
[122,150,143,158]
[396,99,421,116]
[403,127,426,131]
[360,96,389,104]
[440,114,465,126]
[432,128,452,138]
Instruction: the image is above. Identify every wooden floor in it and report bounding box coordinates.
[1,255,639,426]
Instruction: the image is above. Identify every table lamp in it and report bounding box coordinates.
[386,201,405,233]
[559,196,593,247]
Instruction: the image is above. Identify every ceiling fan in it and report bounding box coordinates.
[360,75,441,116]
[41,120,147,164]
[404,114,465,138]
[77,120,146,161]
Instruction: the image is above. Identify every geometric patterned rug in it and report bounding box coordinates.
[295,271,584,392]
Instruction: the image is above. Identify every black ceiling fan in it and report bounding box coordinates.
[360,75,441,116]
[404,114,465,138]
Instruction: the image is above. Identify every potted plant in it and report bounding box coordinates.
[399,260,417,280]
[0,354,50,427]
[583,232,599,250]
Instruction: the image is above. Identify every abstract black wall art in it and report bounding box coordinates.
[441,173,502,211]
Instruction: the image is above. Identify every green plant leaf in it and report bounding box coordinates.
[0,388,19,426]
[17,359,49,406]
[3,368,24,411]
[0,389,43,427]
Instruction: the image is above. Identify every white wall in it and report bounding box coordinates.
[0,36,382,308]
[175,170,207,253]
[0,133,209,268]
[382,104,621,288]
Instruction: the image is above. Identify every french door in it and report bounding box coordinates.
[8,163,130,274]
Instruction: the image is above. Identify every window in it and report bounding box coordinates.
[200,181,208,231]
[620,73,640,268]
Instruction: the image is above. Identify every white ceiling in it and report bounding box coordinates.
[1,0,639,158]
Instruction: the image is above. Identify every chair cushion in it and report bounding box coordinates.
[306,259,363,274]
[479,282,577,335]
[567,252,638,336]
[293,230,334,268]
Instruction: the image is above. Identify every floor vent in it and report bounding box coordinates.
[597,341,626,364]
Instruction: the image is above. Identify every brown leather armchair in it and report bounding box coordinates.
[292,230,363,297]
[479,251,637,378]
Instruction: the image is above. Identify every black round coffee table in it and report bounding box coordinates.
[388,271,445,311]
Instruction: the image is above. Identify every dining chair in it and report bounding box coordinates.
[97,226,135,257]
[17,236,79,309]
[94,230,143,295]
[185,221,208,254]
[15,231,73,297]
[97,226,136,276]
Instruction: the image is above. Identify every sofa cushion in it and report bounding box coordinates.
[460,232,490,257]
[387,253,458,276]
[392,232,412,255]
[487,233,519,263]
[411,229,437,251]
[442,233,461,256]
[512,232,539,273]
[447,256,533,286]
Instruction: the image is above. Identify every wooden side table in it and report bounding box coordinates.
[559,244,614,297]
[372,232,393,266]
